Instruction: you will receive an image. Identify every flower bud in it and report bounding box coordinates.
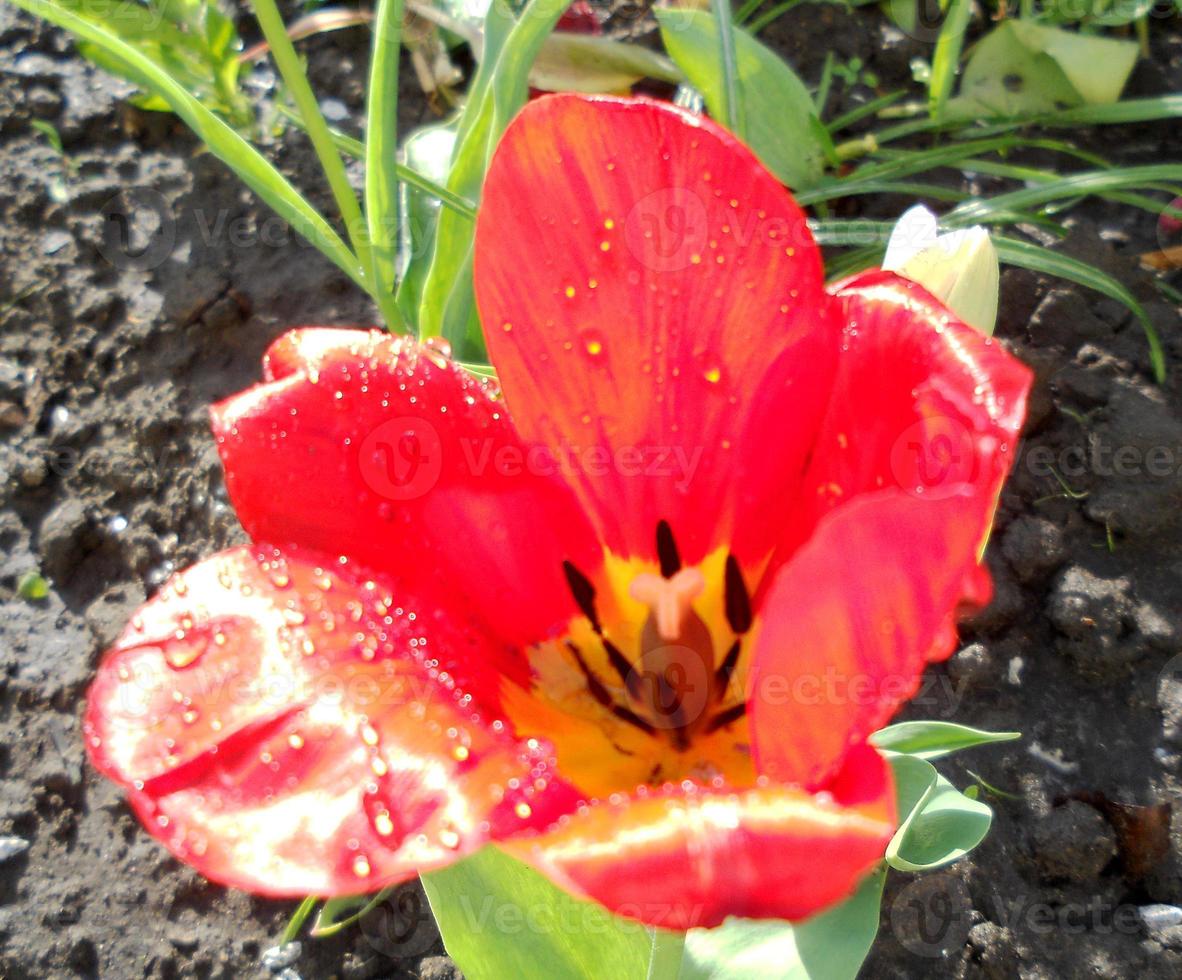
[883,205,1000,336]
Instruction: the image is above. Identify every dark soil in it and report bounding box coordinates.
[0,2,1180,978]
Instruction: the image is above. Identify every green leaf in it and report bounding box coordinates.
[365,0,407,324]
[656,8,829,189]
[11,0,365,291]
[421,846,651,980]
[17,571,49,601]
[530,33,683,93]
[417,0,568,359]
[886,756,993,872]
[947,21,1138,119]
[679,866,886,980]
[872,722,1020,760]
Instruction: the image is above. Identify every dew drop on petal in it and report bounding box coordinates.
[352,854,372,877]
[579,329,605,358]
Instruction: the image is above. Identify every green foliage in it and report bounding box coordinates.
[17,571,49,601]
[421,844,888,980]
[656,7,831,189]
[872,721,1020,760]
[947,21,1139,119]
[886,755,993,872]
[60,0,252,128]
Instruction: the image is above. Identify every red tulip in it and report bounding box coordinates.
[84,95,1031,930]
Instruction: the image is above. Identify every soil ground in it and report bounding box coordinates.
[1,2,1181,978]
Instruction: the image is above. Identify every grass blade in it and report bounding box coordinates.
[713,0,744,137]
[417,0,570,358]
[250,0,403,327]
[365,0,405,328]
[277,105,478,219]
[928,0,971,119]
[11,0,365,290]
[948,165,1182,225]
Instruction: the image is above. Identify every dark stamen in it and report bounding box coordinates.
[715,638,742,697]
[705,701,747,734]
[656,520,681,578]
[566,641,656,736]
[724,555,752,634]
[562,560,601,632]
[603,636,642,699]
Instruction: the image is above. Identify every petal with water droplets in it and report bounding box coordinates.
[213,329,600,653]
[505,743,894,929]
[474,94,840,571]
[748,271,1032,788]
[84,545,579,896]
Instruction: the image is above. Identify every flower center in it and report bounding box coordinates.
[512,521,758,794]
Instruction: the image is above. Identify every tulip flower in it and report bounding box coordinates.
[883,204,1001,336]
[84,95,1030,930]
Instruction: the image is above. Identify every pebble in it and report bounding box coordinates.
[0,837,29,862]
[261,941,302,972]
[1029,800,1117,883]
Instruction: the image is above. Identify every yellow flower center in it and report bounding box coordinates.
[502,522,760,797]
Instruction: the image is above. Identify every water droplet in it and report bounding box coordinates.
[288,733,304,749]
[514,802,532,820]
[440,826,461,850]
[352,854,372,877]
[164,630,211,669]
[702,363,722,385]
[580,329,605,357]
[564,285,576,299]
[452,745,470,763]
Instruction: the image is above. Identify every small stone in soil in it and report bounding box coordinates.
[0,837,29,862]
[1030,800,1118,883]
[261,941,302,972]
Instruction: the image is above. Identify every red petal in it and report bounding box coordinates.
[474,94,839,567]
[749,271,1032,787]
[212,328,599,651]
[84,546,577,896]
[506,743,894,929]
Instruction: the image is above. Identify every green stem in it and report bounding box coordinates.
[249,0,402,329]
[646,928,686,980]
[281,896,318,945]
[365,0,407,330]
[712,0,744,139]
